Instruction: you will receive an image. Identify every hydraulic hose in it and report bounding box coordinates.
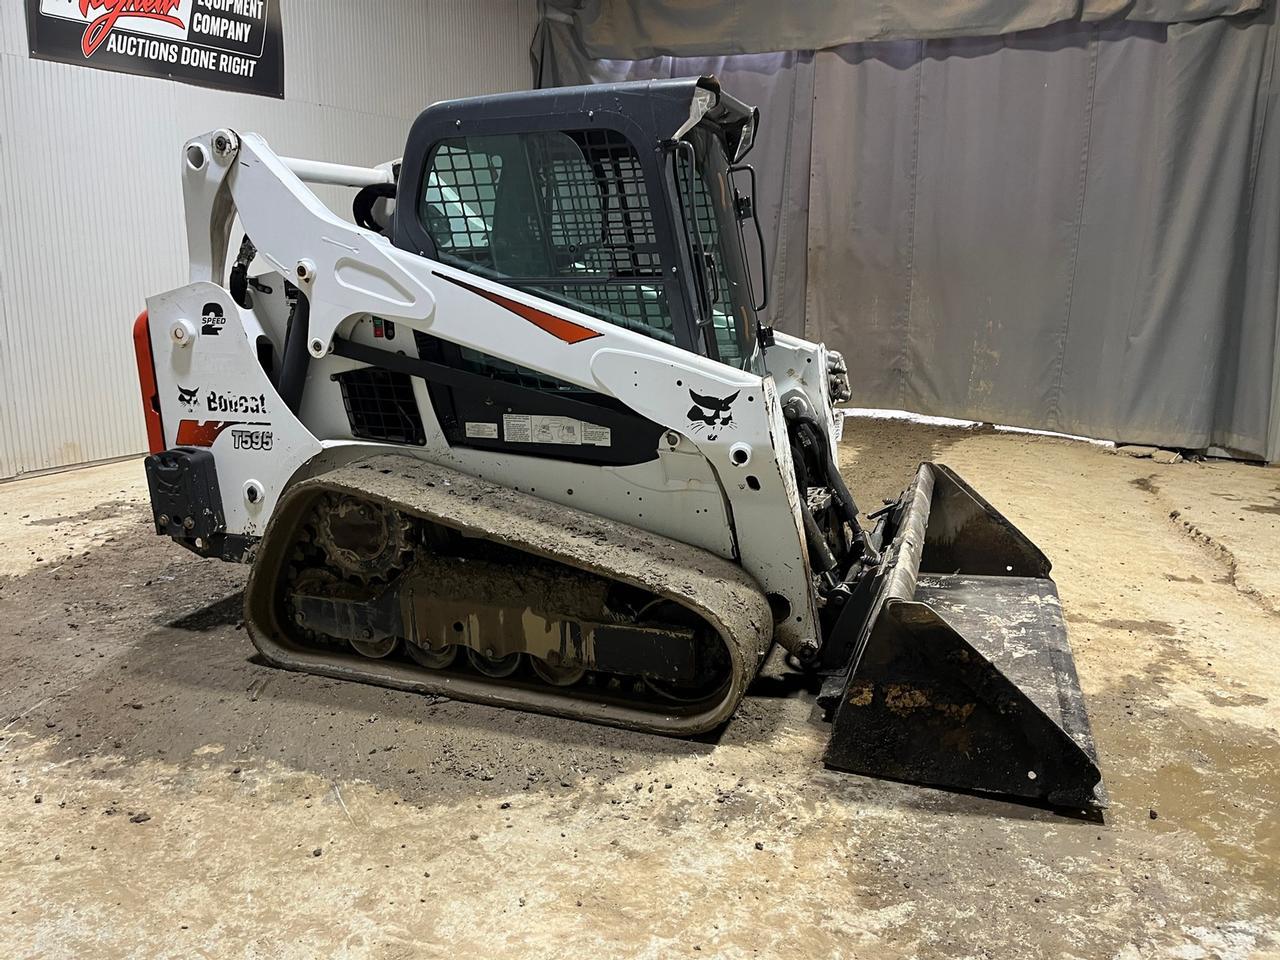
[785,400,877,562]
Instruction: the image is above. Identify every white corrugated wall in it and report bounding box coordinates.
[0,0,537,479]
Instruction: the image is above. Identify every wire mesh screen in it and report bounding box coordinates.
[677,150,741,365]
[336,368,426,445]
[422,147,502,267]
[420,129,674,343]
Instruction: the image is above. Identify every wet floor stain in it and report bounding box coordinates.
[1204,690,1269,708]
[1082,617,1178,636]
[1139,751,1280,880]
[1244,500,1280,516]
[24,499,136,527]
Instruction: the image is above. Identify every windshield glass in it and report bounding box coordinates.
[676,127,762,373]
[420,130,678,346]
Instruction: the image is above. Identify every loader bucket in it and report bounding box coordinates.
[823,463,1106,809]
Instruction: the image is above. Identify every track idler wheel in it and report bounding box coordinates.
[351,634,398,659]
[531,659,586,687]
[467,648,521,678]
[407,642,459,670]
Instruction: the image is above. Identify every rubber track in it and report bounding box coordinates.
[244,455,774,735]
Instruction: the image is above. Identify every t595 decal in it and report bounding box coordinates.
[175,419,270,448]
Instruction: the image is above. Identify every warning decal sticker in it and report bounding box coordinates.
[502,414,611,447]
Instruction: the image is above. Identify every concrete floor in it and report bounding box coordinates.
[0,418,1276,959]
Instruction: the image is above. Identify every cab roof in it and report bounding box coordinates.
[406,75,758,162]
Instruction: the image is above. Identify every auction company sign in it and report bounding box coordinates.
[26,0,284,98]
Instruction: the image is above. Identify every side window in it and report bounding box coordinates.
[419,130,675,344]
[421,144,501,264]
[676,149,743,367]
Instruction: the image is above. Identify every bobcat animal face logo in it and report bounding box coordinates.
[687,389,739,441]
[177,385,199,409]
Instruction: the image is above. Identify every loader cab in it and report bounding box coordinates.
[392,76,767,373]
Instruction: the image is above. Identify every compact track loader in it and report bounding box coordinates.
[134,77,1105,808]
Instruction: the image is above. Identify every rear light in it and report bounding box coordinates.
[132,311,165,453]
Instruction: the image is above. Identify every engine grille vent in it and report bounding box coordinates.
[335,368,426,446]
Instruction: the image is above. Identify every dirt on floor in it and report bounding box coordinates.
[0,420,1276,959]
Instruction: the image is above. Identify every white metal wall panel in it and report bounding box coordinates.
[0,0,534,479]
[0,4,22,58]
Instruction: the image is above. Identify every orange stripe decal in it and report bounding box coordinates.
[131,311,166,454]
[435,273,602,344]
[175,420,240,447]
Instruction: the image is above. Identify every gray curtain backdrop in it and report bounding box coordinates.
[536,2,1280,461]
[559,0,1265,56]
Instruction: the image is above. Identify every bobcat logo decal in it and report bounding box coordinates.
[687,389,739,441]
[177,385,199,410]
